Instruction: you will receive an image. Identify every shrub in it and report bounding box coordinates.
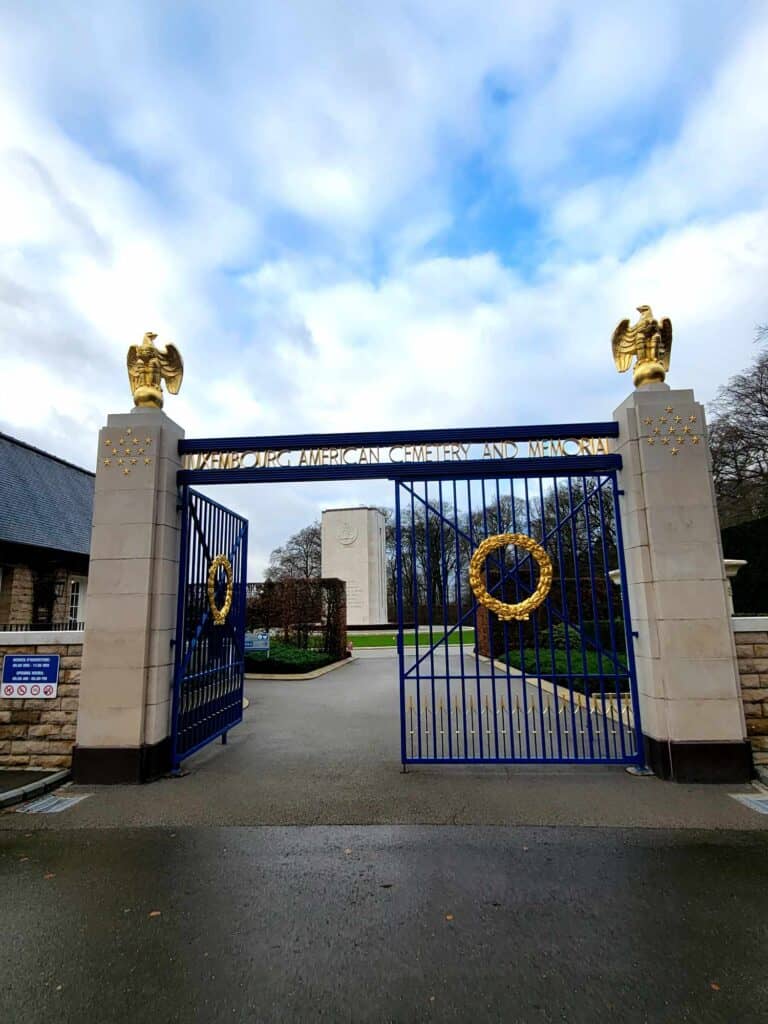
[245,639,338,675]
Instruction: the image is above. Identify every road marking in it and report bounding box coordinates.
[729,794,768,816]
[15,794,92,814]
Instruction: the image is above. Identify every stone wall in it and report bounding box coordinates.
[0,633,82,770]
[733,619,768,772]
[0,553,89,628]
[7,565,34,624]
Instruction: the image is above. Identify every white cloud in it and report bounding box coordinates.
[546,10,768,253]
[0,0,767,577]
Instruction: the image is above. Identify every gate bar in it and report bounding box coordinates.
[178,454,622,486]
[180,421,619,455]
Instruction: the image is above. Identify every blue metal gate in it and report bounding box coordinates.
[171,488,248,771]
[394,469,642,765]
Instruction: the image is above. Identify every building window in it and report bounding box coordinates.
[68,576,87,628]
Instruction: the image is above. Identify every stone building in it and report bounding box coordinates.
[0,432,94,629]
[321,507,388,626]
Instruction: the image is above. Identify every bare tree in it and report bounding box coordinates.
[709,330,768,527]
[266,522,322,580]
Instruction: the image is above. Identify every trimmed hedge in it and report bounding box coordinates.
[505,647,630,695]
[492,617,627,659]
[245,639,340,675]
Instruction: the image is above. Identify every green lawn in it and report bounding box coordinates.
[350,629,475,648]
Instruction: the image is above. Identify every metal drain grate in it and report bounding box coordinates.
[15,793,91,814]
[729,794,768,816]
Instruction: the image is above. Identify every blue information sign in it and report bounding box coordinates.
[2,654,60,699]
[244,631,270,653]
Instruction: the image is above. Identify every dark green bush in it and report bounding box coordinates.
[245,639,340,675]
[505,647,630,695]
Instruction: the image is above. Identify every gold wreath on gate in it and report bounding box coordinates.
[207,554,234,626]
[469,533,553,622]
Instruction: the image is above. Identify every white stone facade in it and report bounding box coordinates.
[613,385,747,750]
[321,508,388,626]
[75,409,184,760]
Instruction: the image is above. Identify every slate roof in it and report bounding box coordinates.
[0,432,95,556]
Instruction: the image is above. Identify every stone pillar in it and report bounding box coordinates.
[613,385,751,781]
[72,409,184,783]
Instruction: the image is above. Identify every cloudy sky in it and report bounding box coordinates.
[1,0,767,575]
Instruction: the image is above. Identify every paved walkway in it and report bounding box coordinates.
[2,652,765,831]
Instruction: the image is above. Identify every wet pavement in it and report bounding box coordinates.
[3,654,768,1020]
[2,825,767,1022]
[0,770,57,794]
[2,654,764,832]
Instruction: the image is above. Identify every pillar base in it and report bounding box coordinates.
[71,738,171,784]
[643,735,753,783]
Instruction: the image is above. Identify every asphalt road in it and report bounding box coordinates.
[3,653,767,1021]
[2,825,767,1023]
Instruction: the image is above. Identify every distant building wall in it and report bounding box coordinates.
[321,508,388,625]
[0,544,89,628]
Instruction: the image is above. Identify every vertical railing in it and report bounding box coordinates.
[171,489,248,770]
[397,470,641,766]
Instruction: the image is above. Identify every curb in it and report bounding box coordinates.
[246,655,356,682]
[0,769,71,810]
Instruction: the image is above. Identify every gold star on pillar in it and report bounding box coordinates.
[111,448,118,456]
[665,405,673,413]
[144,457,152,465]
[117,458,124,465]
[118,437,125,445]
[689,415,697,423]
[126,428,132,435]
[673,415,682,423]
[104,439,112,447]
[643,417,653,426]
[130,457,138,465]
[691,435,701,444]
[647,437,655,445]
[676,436,685,444]
[123,467,131,475]
[659,416,668,424]
[653,427,660,436]
[144,437,152,445]
[671,447,679,455]
[683,425,691,434]
[661,438,670,446]
[103,458,112,466]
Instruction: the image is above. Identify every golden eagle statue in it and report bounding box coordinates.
[126,332,184,409]
[612,305,672,388]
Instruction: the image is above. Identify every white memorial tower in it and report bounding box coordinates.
[321,507,388,626]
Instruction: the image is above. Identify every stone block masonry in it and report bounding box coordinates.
[733,619,768,771]
[614,385,751,782]
[0,633,82,770]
